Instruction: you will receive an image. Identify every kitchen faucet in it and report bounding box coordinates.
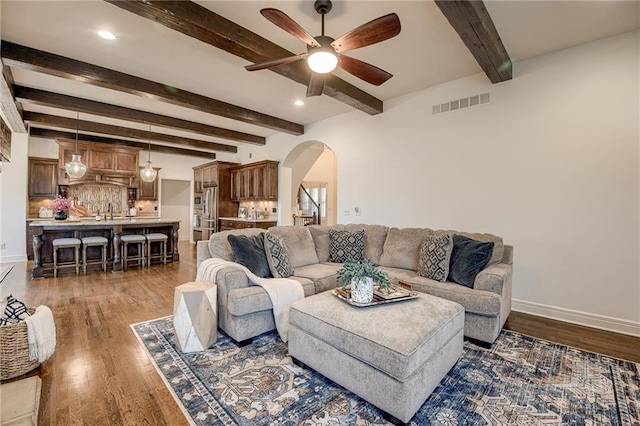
[107,203,113,220]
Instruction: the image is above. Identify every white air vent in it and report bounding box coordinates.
[432,92,490,115]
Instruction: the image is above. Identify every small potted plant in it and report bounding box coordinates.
[51,196,71,220]
[336,258,390,304]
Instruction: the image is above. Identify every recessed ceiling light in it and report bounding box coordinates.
[97,30,116,40]
[293,100,305,106]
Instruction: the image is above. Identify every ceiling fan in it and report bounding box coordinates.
[245,0,401,97]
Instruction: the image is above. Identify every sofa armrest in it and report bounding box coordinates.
[474,263,512,296]
[196,240,212,269]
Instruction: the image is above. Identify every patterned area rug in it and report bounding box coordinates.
[131,316,640,425]
[0,264,14,284]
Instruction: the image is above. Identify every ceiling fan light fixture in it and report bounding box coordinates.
[307,49,338,74]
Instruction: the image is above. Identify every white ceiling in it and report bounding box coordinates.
[1,0,638,150]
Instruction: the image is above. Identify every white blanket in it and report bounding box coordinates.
[196,258,304,342]
[25,305,56,363]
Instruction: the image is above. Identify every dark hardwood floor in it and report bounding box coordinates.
[1,240,638,425]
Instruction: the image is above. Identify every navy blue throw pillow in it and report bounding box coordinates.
[448,235,494,288]
[227,233,272,278]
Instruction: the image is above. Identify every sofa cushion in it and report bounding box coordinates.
[344,224,389,264]
[448,235,494,288]
[295,262,342,294]
[208,228,265,261]
[379,266,420,282]
[308,225,345,262]
[403,276,501,316]
[264,232,293,278]
[268,226,319,268]
[227,234,272,278]
[329,229,365,262]
[418,234,453,282]
[294,263,342,294]
[379,228,433,270]
[227,277,315,316]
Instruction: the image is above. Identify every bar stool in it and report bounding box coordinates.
[52,237,81,277]
[81,236,108,274]
[145,233,168,266]
[121,234,146,270]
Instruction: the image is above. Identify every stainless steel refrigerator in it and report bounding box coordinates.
[202,186,218,240]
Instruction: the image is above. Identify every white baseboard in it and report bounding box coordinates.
[512,299,640,338]
[0,255,27,264]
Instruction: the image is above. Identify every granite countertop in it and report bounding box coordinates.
[219,217,278,223]
[29,217,180,227]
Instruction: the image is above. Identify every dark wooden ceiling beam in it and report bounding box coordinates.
[1,41,303,136]
[23,111,237,153]
[104,0,384,115]
[435,0,512,83]
[14,85,265,145]
[0,65,26,132]
[30,127,216,159]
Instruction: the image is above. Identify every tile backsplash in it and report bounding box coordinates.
[70,185,127,214]
[28,184,158,217]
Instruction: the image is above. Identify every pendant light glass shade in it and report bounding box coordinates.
[65,112,87,179]
[140,125,157,182]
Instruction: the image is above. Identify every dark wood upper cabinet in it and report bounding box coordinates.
[230,160,279,201]
[28,157,58,197]
[138,168,160,200]
[58,140,140,178]
[194,168,204,194]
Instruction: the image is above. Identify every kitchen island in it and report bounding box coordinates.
[30,218,180,278]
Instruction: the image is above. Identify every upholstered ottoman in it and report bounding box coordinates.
[288,291,464,424]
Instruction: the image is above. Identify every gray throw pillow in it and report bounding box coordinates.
[418,234,453,282]
[329,229,365,263]
[227,233,272,278]
[448,234,494,288]
[264,232,293,278]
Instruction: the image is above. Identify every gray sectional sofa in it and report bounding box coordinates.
[196,224,513,345]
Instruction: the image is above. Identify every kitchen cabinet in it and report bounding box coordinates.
[194,167,204,194]
[138,167,160,200]
[219,219,276,231]
[229,160,279,201]
[28,157,58,197]
[202,164,218,187]
[58,141,140,177]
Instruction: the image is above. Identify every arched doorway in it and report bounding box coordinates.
[281,141,337,226]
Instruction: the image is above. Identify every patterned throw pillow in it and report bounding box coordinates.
[329,229,365,263]
[418,234,453,282]
[2,294,29,321]
[264,232,294,278]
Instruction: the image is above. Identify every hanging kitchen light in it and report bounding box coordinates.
[64,111,87,179]
[140,124,157,183]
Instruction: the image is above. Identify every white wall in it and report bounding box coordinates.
[239,31,640,335]
[0,132,28,262]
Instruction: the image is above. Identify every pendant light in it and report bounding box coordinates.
[64,111,87,179]
[140,124,157,182]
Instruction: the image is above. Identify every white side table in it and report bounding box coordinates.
[173,282,217,353]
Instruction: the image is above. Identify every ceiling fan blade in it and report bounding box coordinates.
[261,8,320,47]
[306,74,325,97]
[245,53,307,71]
[331,13,401,53]
[338,55,393,86]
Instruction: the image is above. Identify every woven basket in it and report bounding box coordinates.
[0,308,40,381]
